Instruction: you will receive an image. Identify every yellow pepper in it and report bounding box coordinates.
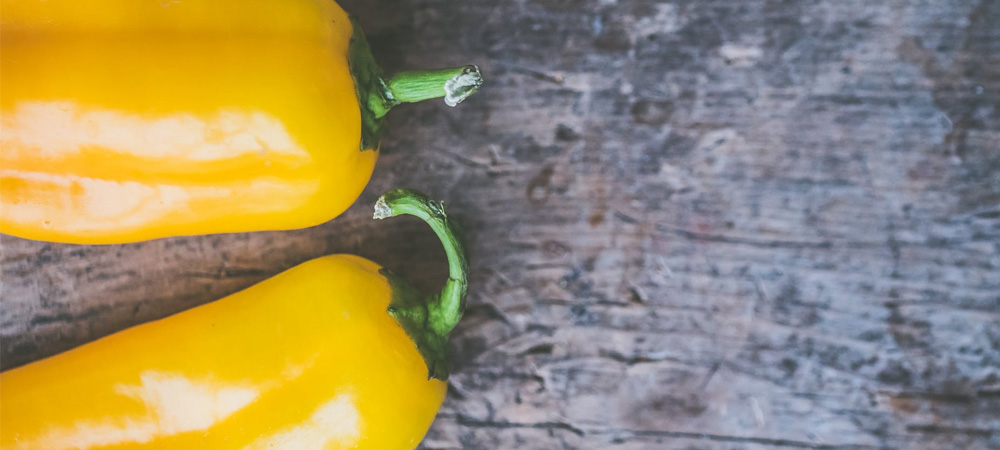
[0,189,469,450]
[0,0,482,244]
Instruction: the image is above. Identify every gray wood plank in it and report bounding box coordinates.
[2,0,998,448]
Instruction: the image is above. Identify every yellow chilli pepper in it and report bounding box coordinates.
[0,0,482,244]
[0,189,469,450]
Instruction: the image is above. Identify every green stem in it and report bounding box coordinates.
[373,189,469,380]
[349,17,483,151]
[380,66,484,115]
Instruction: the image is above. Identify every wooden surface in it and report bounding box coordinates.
[2,0,998,448]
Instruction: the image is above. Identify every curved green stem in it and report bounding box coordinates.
[349,17,483,151]
[374,189,469,380]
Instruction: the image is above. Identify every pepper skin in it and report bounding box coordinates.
[0,189,469,450]
[0,0,482,244]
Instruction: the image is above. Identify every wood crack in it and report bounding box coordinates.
[904,424,995,437]
[585,428,885,449]
[454,415,585,436]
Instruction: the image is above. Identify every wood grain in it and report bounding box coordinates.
[2,0,998,448]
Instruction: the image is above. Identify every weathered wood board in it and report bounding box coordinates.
[2,0,998,448]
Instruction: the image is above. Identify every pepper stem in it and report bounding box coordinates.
[381,66,484,114]
[374,189,469,380]
[349,16,483,151]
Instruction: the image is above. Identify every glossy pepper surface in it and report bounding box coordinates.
[0,189,469,450]
[0,0,482,244]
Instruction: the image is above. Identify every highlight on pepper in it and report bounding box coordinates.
[0,0,483,244]
[0,189,469,450]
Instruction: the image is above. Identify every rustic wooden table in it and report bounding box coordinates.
[2,0,998,448]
